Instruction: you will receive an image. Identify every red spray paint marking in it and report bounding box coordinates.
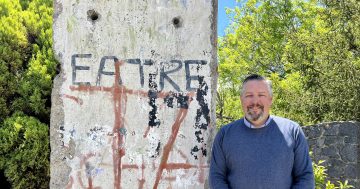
[62,94,84,105]
[65,176,74,189]
[153,92,194,189]
[198,145,208,183]
[64,153,101,189]
[69,60,158,188]
[121,163,208,170]
[70,61,130,189]
[143,126,151,138]
[176,149,190,171]
[138,157,146,189]
[69,61,208,188]
[111,61,126,189]
[177,149,188,160]
[79,153,98,189]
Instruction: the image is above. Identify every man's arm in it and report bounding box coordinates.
[291,126,315,189]
[209,129,230,189]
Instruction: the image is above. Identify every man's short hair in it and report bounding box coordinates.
[240,74,273,97]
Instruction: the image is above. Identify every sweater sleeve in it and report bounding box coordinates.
[209,129,230,189]
[291,126,315,189]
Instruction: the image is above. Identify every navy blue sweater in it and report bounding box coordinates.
[209,116,315,189]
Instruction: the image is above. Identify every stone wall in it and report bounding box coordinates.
[302,122,360,188]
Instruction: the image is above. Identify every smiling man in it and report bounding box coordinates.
[209,74,315,189]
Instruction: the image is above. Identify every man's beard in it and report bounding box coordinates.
[245,104,265,122]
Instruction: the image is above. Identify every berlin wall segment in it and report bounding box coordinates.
[60,57,211,189]
[51,0,216,188]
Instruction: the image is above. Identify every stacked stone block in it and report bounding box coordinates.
[302,122,360,188]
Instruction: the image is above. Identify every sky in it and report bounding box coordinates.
[218,0,241,36]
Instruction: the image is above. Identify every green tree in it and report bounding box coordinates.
[0,114,49,189]
[0,0,55,188]
[0,0,28,122]
[217,0,360,126]
[282,0,360,124]
[14,0,56,123]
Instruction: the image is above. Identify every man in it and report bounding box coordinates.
[209,74,315,189]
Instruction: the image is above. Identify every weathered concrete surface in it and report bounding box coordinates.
[51,0,217,188]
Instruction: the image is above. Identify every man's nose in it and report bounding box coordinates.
[251,95,260,103]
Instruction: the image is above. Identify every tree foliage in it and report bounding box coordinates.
[0,0,55,188]
[217,0,360,126]
[313,160,353,189]
[0,0,56,123]
[0,113,49,189]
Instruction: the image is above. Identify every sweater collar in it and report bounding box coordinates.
[244,115,272,129]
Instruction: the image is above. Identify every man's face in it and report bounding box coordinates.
[240,80,272,126]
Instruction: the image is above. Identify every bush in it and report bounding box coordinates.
[313,160,353,189]
[0,113,49,189]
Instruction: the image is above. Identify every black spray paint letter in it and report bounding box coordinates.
[96,56,121,86]
[72,54,92,85]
